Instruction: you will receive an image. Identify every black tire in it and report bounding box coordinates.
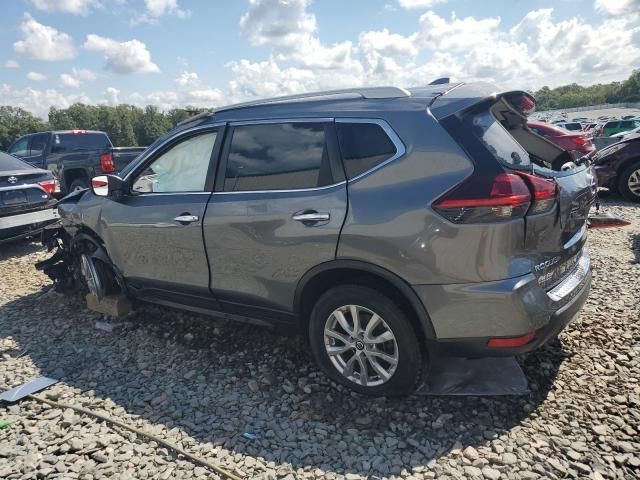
[309,285,423,396]
[617,161,640,203]
[69,178,90,193]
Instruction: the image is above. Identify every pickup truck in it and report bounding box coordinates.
[7,130,146,194]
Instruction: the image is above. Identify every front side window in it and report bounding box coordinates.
[224,123,332,192]
[9,137,29,157]
[336,122,397,179]
[132,131,217,193]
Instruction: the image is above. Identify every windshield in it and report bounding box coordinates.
[0,152,34,171]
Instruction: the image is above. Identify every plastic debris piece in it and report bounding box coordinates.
[0,377,58,403]
[415,356,529,396]
[241,432,257,441]
[0,420,14,429]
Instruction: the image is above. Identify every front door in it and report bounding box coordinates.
[203,120,347,321]
[99,126,222,308]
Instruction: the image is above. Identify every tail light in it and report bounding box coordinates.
[432,173,531,223]
[100,152,115,173]
[516,172,557,215]
[571,136,590,147]
[37,178,58,196]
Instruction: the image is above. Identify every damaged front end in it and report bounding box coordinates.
[36,219,124,300]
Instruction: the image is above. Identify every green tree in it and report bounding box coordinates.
[0,106,49,150]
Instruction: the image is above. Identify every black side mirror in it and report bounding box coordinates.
[91,175,127,198]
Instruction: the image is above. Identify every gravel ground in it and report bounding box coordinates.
[0,198,639,480]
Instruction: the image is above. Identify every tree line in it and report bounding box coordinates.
[0,104,206,151]
[1,70,638,151]
[534,70,640,111]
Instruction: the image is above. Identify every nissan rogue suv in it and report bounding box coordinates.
[39,82,596,396]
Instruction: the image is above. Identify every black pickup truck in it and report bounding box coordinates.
[7,130,145,194]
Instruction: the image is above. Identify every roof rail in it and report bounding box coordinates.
[176,109,214,126]
[214,86,411,113]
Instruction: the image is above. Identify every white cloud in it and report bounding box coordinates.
[397,0,447,9]
[27,72,48,81]
[13,13,76,61]
[103,87,120,105]
[60,68,97,88]
[595,0,640,17]
[131,0,190,25]
[0,83,90,117]
[29,0,101,15]
[4,60,19,69]
[240,0,316,49]
[175,71,199,87]
[83,34,160,74]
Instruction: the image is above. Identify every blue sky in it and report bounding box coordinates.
[1,0,639,117]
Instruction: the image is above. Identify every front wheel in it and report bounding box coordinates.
[309,285,423,396]
[618,161,640,203]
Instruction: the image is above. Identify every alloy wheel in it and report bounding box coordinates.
[323,304,398,387]
[627,168,640,196]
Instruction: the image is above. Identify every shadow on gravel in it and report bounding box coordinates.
[0,239,44,261]
[0,289,565,478]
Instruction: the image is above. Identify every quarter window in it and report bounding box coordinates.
[336,122,397,179]
[132,131,217,193]
[224,123,332,192]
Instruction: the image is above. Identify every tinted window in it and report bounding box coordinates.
[29,133,48,156]
[336,122,396,179]
[607,122,620,128]
[471,110,530,168]
[224,123,332,192]
[620,121,633,129]
[51,133,110,153]
[132,131,217,193]
[0,152,33,171]
[8,137,29,157]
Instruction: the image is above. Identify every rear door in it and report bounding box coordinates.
[203,120,347,321]
[99,125,223,308]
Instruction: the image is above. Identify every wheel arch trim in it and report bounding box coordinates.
[294,259,436,339]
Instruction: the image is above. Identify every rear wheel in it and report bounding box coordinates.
[309,285,422,396]
[69,178,90,193]
[618,161,640,203]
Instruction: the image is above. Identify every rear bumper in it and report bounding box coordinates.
[414,251,591,357]
[0,209,59,242]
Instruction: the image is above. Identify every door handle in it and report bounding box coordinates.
[173,214,199,224]
[292,211,330,223]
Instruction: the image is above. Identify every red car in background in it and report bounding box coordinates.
[528,121,596,159]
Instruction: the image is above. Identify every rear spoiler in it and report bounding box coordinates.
[429,82,535,120]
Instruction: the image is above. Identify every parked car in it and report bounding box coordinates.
[611,125,640,141]
[592,133,640,202]
[593,120,640,138]
[0,151,59,243]
[527,121,595,158]
[553,121,583,132]
[38,83,595,396]
[7,130,146,195]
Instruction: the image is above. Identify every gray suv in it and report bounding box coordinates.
[40,82,595,396]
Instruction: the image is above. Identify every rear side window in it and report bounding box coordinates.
[224,123,333,192]
[29,133,48,156]
[51,133,110,153]
[336,122,396,179]
[620,121,633,129]
[607,122,620,128]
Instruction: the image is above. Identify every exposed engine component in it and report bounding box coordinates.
[36,226,123,298]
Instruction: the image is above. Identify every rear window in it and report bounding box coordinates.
[51,133,110,153]
[0,152,33,171]
[336,122,397,179]
[471,110,530,168]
